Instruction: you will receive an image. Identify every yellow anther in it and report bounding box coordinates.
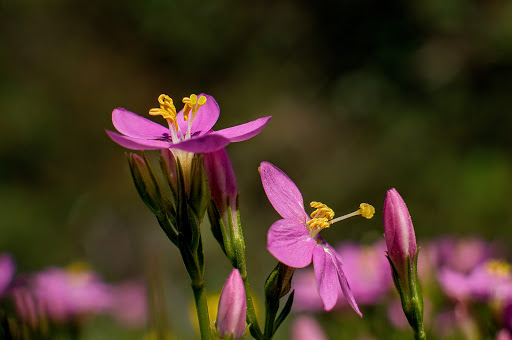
[309,201,335,220]
[182,94,207,121]
[359,203,375,219]
[149,94,178,129]
[485,260,511,277]
[307,218,330,230]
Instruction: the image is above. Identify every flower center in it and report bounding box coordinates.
[149,93,207,141]
[485,259,511,278]
[307,202,375,238]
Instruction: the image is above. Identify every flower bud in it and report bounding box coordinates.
[203,148,237,215]
[383,188,417,275]
[216,269,246,339]
[204,149,240,264]
[127,153,163,215]
[383,188,425,340]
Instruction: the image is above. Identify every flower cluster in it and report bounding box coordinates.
[0,255,147,337]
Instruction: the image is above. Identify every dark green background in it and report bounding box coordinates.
[1,0,511,338]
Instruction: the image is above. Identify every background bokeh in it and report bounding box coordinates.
[1,0,512,338]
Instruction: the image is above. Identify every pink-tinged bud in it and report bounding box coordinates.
[383,188,417,266]
[383,188,425,339]
[216,269,246,339]
[204,149,241,263]
[203,148,237,215]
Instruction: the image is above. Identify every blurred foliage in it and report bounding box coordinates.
[1,0,512,338]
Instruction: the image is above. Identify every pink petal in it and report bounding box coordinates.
[107,131,231,152]
[112,108,170,139]
[267,219,316,268]
[313,245,361,316]
[106,130,174,150]
[215,116,272,142]
[312,246,338,311]
[324,243,362,316]
[107,130,173,150]
[259,162,308,221]
[176,94,220,135]
[171,133,231,153]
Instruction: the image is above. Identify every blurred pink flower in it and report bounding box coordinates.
[291,315,327,340]
[31,267,112,322]
[0,253,15,296]
[292,270,324,312]
[438,260,512,302]
[430,237,499,274]
[336,241,392,305]
[496,329,512,340]
[107,281,147,328]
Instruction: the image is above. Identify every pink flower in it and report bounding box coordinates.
[216,269,246,339]
[107,93,271,153]
[260,161,374,314]
[291,316,327,340]
[438,260,512,302]
[0,253,15,296]
[107,281,147,328]
[31,267,112,322]
[336,241,392,305]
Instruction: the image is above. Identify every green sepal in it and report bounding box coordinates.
[156,213,178,246]
[387,250,426,340]
[263,263,296,338]
[273,290,295,334]
[188,154,210,222]
[127,152,163,215]
[207,201,236,265]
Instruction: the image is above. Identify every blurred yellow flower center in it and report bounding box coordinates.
[485,259,511,277]
[66,260,91,273]
[307,202,375,237]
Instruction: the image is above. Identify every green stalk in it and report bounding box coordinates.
[192,279,210,340]
[236,247,264,339]
[414,330,427,340]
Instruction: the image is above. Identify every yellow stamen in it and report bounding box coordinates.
[307,217,330,230]
[485,260,511,277]
[310,201,335,220]
[306,201,374,238]
[329,203,375,224]
[149,94,178,130]
[359,203,375,219]
[182,93,207,121]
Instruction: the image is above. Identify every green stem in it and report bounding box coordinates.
[237,249,264,339]
[414,329,427,340]
[192,280,211,340]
